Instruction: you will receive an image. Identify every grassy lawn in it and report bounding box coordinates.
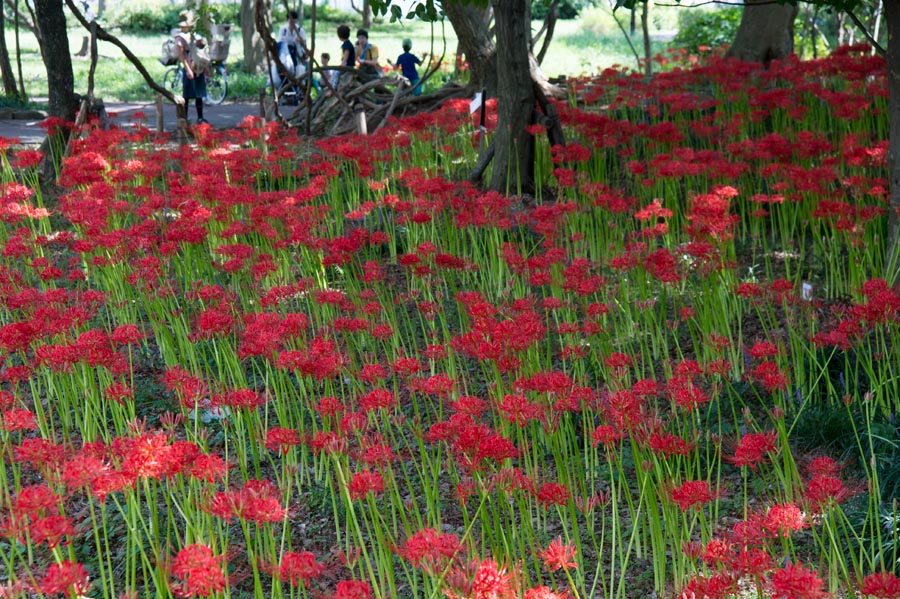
[5,6,678,102]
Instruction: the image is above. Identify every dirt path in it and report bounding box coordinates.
[0,100,265,146]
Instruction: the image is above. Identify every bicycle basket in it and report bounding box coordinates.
[160,39,179,66]
[209,40,230,62]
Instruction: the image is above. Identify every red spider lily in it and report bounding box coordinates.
[539,537,578,572]
[358,388,397,412]
[207,480,286,523]
[277,337,346,380]
[525,586,570,599]
[410,373,456,396]
[803,473,858,509]
[397,528,462,574]
[685,186,740,243]
[264,426,302,454]
[315,396,345,418]
[702,538,733,567]
[732,547,773,577]
[163,367,210,409]
[492,467,536,495]
[679,573,737,599]
[170,544,228,597]
[61,452,109,489]
[861,572,900,598]
[591,424,626,449]
[277,551,324,587]
[445,558,515,599]
[15,438,68,473]
[30,515,77,549]
[770,563,829,599]
[643,247,682,283]
[359,362,388,384]
[752,361,789,392]
[0,407,37,432]
[646,430,695,458]
[669,480,715,511]
[724,430,778,470]
[111,324,144,346]
[537,483,571,508]
[40,560,92,596]
[309,431,349,456]
[763,503,806,538]
[668,374,710,411]
[498,394,544,428]
[347,470,384,501]
[332,579,372,599]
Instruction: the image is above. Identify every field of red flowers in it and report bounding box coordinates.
[1,44,899,599]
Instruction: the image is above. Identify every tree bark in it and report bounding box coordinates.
[726,0,798,65]
[444,2,496,94]
[0,8,19,96]
[885,0,900,262]
[489,0,534,194]
[362,0,373,28]
[33,0,77,122]
[241,0,268,73]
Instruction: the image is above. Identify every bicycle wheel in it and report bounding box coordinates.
[206,65,227,105]
[162,67,181,94]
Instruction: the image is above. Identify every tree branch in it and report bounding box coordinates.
[846,8,886,56]
[533,0,559,65]
[3,0,37,35]
[63,0,182,108]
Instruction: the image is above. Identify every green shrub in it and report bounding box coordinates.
[532,0,595,20]
[579,6,620,38]
[105,1,183,34]
[270,4,355,25]
[671,7,740,53]
[105,1,239,35]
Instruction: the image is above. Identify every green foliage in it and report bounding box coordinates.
[671,7,741,53]
[105,1,239,35]
[0,94,38,109]
[105,1,183,34]
[532,0,596,20]
[271,4,355,24]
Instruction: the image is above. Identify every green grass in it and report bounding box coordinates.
[5,7,682,102]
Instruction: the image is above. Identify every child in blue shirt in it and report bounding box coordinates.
[392,39,426,96]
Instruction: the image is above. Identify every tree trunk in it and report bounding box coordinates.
[489,0,534,194]
[241,0,268,73]
[0,8,19,96]
[885,0,900,262]
[33,0,77,121]
[362,0,372,28]
[641,0,652,79]
[444,2,497,94]
[726,0,797,65]
[14,0,27,99]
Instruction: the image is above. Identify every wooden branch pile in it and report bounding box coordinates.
[278,71,469,137]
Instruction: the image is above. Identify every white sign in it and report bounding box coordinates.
[469,92,483,114]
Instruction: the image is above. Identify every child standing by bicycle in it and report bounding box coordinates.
[175,11,209,124]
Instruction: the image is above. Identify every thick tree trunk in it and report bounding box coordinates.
[33,0,77,121]
[885,0,900,262]
[0,8,19,96]
[444,2,497,94]
[489,0,534,194]
[241,0,268,73]
[726,0,798,65]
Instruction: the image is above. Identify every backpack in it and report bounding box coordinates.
[160,39,179,66]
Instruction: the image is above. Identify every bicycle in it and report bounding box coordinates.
[162,62,228,105]
[160,24,231,106]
